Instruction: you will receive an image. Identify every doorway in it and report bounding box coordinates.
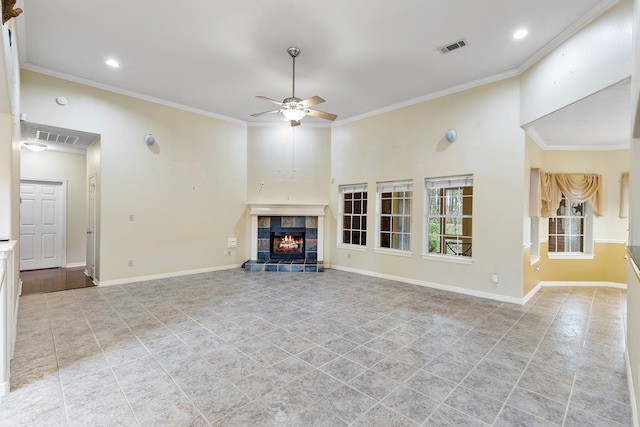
[86,174,96,279]
[20,121,101,284]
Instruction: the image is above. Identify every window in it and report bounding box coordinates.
[425,175,473,257]
[377,180,412,251]
[339,184,367,246]
[548,195,585,253]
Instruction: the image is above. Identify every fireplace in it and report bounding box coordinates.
[247,204,326,272]
[270,228,305,260]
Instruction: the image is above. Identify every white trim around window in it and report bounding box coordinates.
[424,174,473,260]
[376,180,413,253]
[338,183,368,248]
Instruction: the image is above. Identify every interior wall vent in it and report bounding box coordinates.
[36,130,79,145]
[438,39,468,54]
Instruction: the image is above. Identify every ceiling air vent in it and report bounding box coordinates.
[36,130,79,145]
[438,39,467,54]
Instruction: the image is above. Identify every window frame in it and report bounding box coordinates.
[338,184,368,249]
[375,180,413,255]
[423,175,474,263]
[547,194,594,259]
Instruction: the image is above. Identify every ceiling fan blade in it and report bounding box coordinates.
[251,109,281,117]
[290,120,301,127]
[306,109,337,121]
[299,96,325,108]
[256,96,284,106]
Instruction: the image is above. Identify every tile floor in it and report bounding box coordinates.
[0,269,632,426]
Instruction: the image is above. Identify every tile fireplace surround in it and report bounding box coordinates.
[246,205,326,272]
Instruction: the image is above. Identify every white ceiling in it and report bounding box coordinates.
[15,0,629,150]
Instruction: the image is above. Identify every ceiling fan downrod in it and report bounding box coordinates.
[288,47,300,100]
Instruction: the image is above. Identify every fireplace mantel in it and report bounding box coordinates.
[249,204,326,217]
[249,204,326,262]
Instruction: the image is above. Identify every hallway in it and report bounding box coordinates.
[20,267,95,295]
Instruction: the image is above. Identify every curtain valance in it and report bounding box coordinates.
[529,168,603,217]
[620,172,629,219]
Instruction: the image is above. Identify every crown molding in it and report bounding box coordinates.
[21,64,248,127]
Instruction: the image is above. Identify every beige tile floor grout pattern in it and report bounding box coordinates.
[0,269,631,426]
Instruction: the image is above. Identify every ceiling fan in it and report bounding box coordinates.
[251,47,337,127]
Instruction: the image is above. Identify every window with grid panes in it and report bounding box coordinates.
[425,175,473,257]
[548,194,585,253]
[339,184,367,246]
[377,180,412,251]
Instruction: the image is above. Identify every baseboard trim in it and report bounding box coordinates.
[522,282,543,305]
[331,265,526,304]
[538,280,627,289]
[96,264,242,287]
[330,266,628,305]
[65,262,86,268]
[626,347,639,427]
[0,380,8,398]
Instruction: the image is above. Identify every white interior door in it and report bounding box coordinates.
[20,180,64,270]
[86,174,96,278]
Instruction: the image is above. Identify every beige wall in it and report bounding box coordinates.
[21,70,248,283]
[86,139,101,278]
[521,0,632,125]
[21,149,87,266]
[0,115,14,240]
[536,242,627,284]
[246,126,331,204]
[627,0,640,420]
[330,77,526,300]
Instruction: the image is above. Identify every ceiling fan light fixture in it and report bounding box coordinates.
[251,47,336,126]
[281,108,306,121]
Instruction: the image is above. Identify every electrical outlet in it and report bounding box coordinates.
[491,273,499,284]
[128,260,134,267]
[223,250,230,256]
[129,214,135,221]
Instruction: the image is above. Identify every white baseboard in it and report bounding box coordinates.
[331,265,527,304]
[65,262,86,268]
[626,347,639,427]
[0,380,8,398]
[96,264,242,287]
[522,282,542,305]
[330,266,628,305]
[538,280,627,289]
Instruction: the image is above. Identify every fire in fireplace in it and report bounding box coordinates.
[270,229,305,260]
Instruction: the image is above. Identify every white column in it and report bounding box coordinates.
[317,215,324,262]
[251,215,258,260]
[0,240,16,398]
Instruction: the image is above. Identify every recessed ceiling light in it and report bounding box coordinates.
[513,29,528,40]
[105,59,120,68]
[23,142,48,152]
